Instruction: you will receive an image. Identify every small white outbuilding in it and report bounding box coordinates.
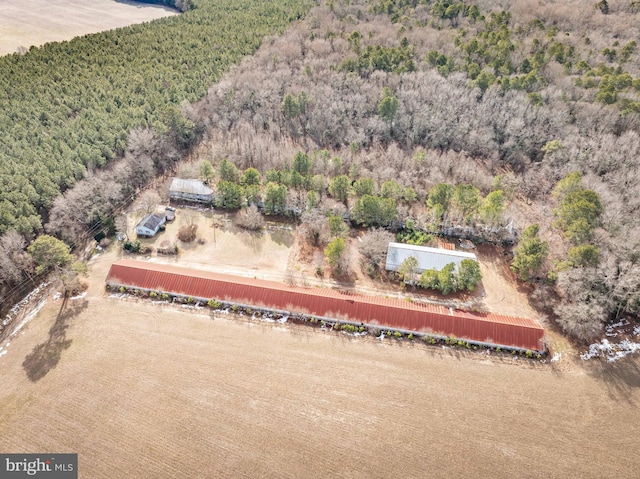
[135,214,166,238]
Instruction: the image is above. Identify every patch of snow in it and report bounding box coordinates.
[53,292,63,301]
[604,318,630,337]
[581,338,640,362]
[608,318,629,330]
[11,300,47,337]
[70,292,87,300]
[278,316,288,324]
[108,293,128,299]
[634,325,640,336]
[2,282,49,328]
[377,332,385,339]
[341,330,364,336]
[0,350,6,357]
[550,352,561,362]
[180,303,202,310]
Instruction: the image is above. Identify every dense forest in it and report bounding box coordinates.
[0,0,308,236]
[2,0,640,343]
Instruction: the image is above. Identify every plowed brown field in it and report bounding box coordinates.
[0,0,177,56]
[1,288,639,478]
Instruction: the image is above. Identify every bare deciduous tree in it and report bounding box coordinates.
[300,209,330,247]
[234,205,264,231]
[0,231,33,285]
[138,190,162,214]
[358,228,394,277]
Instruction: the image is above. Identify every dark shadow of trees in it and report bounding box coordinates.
[586,358,640,405]
[114,0,175,10]
[22,297,88,382]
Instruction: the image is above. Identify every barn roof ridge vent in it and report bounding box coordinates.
[105,259,545,352]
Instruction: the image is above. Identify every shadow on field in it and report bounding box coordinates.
[114,0,168,8]
[22,297,87,382]
[588,358,640,405]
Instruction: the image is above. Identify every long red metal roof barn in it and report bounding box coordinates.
[105,259,545,351]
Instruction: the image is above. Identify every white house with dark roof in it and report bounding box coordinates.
[135,214,166,237]
[385,242,477,274]
[169,178,214,204]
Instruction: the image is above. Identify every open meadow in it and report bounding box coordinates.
[0,246,639,478]
[0,0,177,56]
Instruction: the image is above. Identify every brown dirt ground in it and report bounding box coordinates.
[473,244,538,318]
[1,290,639,478]
[125,207,294,283]
[0,0,176,56]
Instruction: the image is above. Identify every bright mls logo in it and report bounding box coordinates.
[0,454,77,478]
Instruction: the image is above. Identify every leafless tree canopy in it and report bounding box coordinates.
[299,209,330,247]
[0,231,33,285]
[359,228,394,277]
[234,205,264,231]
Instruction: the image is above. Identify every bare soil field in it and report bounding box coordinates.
[0,0,177,56]
[1,288,639,478]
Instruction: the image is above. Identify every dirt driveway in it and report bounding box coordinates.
[123,207,294,280]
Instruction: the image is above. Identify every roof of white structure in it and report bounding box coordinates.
[385,242,477,272]
[169,178,213,196]
[136,214,165,232]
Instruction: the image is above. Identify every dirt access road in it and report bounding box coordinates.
[0,285,639,477]
[0,0,177,56]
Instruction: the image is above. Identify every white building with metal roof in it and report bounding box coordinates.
[169,178,214,204]
[135,214,167,238]
[385,242,477,273]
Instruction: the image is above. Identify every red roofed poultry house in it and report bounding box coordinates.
[105,259,545,352]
